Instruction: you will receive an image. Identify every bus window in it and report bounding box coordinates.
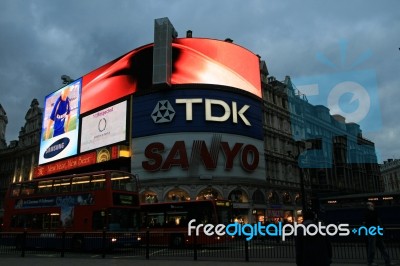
[53,178,71,193]
[20,182,37,196]
[10,184,21,197]
[166,212,188,227]
[143,212,164,228]
[108,209,139,231]
[38,180,54,194]
[71,175,90,192]
[11,213,53,230]
[197,209,212,224]
[215,200,233,224]
[111,175,133,191]
[139,201,232,247]
[31,214,43,229]
[92,211,105,230]
[43,213,60,229]
[11,214,26,228]
[91,174,106,190]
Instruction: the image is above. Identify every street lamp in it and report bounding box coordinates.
[288,140,309,211]
[297,141,307,211]
[61,75,74,85]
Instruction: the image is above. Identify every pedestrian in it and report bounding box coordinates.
[295,209,332,266]
[364,201,395,266]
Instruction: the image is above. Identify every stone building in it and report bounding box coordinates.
[262,74,381,222]
[380,159,400,192]
[0,99,43,210]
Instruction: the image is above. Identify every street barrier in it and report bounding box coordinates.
[0,229,399,262]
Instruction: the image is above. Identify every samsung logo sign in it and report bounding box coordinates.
[44,137,70,158]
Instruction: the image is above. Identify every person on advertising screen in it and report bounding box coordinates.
[45,86,71,139]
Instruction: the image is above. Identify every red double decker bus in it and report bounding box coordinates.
[2,170,141,250]
[140,200,233,247]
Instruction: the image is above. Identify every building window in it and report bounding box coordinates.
[252,190,265,204]
[166,188,190,202]
[141,191,158,203]
[228,189,249,203]
[196,187,221,200]
[282,192,292,205]
[268,191,280,205]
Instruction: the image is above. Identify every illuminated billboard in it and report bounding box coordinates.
[34,145,130,178]
[79,38,261,114]
[37,37,260,169]
[80,100,128,153]
[39,79,82,165]
[132,87,263,140]
[171,38,261,97]
[131,132,265,181]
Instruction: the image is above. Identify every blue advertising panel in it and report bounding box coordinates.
[14,193,94,209]
[132,87,263,140]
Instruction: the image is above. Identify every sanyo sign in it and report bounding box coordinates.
[131,132,265,180]
[152,98,251,126]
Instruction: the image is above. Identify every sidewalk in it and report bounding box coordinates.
[0,257,374,266]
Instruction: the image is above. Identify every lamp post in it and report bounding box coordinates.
[298,155,307,211]
[290,141,308,211]
[61,75,74,85]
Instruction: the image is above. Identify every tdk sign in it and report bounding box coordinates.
[152,98,251,126]
[151,100,176,123]
[132,89,263,140]
[176,99,251,126]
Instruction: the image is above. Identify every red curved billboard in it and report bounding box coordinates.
[80,38,261,114]
[171,38,261,97]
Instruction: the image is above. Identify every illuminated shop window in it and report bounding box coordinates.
[228,189,249,203]
[141,191,158,203]
[295,193,302,205]
[283,192,292,205]
[196,188,222,200]
[268,191,280,204]
[165,189,190,202]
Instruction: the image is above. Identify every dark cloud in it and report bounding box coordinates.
[0,0,399,162]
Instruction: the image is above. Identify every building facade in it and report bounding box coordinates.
[262,74,381,222]
[380,159,400,192]
[0,99,43,211]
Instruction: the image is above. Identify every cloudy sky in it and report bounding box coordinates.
[0,0,399,163]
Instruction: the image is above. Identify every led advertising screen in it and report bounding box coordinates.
[37,38,260,168]
[79,38,261,114]
[39,79,82,165]
[80,101,127,153]
[171,38,261,97]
